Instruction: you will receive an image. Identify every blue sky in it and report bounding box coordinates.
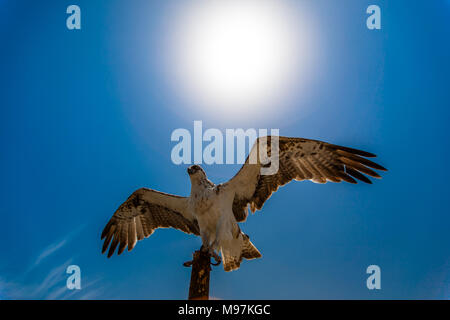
[0,0,449,299]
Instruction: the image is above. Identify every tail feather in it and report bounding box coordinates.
[241,234,262,260]
[221,233,261,272]
[222,254,242,272]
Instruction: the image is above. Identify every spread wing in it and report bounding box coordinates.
[101,188,199,257]
[225,136,387,222]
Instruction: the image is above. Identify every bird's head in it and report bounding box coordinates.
[187,165,207,183]
[187,164,205,176]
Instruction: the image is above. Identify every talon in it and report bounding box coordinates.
[183,260,193,267]
[210,251,221,266]
[211,260,221,266]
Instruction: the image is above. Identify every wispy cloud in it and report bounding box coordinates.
[32,259,73,298]
[0,224,106,300]
[1,256,106,300]
[32,239,68,269]
[26,225,85,275]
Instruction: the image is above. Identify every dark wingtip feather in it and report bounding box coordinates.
[101,220,113,239]
[338,172,358,184]
[101,241,108,254]
[101,227,108,240]
[338,151,388,172]
[102,232,114,254]
[107,238,119,258]
[340,157,382,178]
[363,160,387,172]
[331,144,377,158]
[346,167,372,184]
[118,243,127,255]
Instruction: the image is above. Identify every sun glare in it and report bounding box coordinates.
[166,0,314,121]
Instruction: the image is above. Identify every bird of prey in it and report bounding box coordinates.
[101,136,386,271]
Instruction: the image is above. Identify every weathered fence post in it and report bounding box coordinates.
[185,249,211,300]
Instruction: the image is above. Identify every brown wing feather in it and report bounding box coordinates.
[228,136,387,221]
[101,188,199,258]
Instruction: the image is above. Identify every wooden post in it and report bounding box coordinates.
[186,250,211,300]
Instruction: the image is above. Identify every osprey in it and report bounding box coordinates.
[101,136,386,271]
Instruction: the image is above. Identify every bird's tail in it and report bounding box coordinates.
[241,234,262,260]
[221,233,261,272]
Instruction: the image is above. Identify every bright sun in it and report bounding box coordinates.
[167,0,312,120]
